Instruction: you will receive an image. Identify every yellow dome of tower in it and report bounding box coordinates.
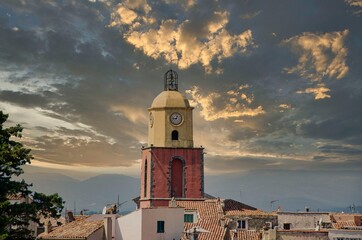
[151,91,190,109]
[147,69,194,148]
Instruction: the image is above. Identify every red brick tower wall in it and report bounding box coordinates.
[171,159,183,197]
[140,147,204,208]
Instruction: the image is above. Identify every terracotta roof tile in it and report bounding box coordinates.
[183,218,228,240]
[332,220,357,229]
[223,199,272,216]
[331,214,359,229]
[176,199,224,219]
[230,230,262,240]
[176,199,271,239]
[177,200,227,240]
[38,217,103,239]
[7,193,24,200]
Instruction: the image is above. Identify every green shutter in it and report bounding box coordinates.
[184,214,194,223]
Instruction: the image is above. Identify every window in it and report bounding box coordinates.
[237,220,247,229]
[283,223,291,230]
[184,214,194,223]
[157,221,165,233]
[172,130,179,140]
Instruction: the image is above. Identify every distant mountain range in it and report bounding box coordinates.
[22,172,140,213]
[20,169,361,213]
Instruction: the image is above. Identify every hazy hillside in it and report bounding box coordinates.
[22,172,140,213]
[205,170,362,212]
[20,169,362,213]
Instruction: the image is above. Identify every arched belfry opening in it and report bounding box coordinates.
[171,159,184,198]
[172,130,179,140]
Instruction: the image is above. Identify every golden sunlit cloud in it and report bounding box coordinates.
[110,1,254,73]
[345,0,362,14]
[111,105,147,124]
[345,0,362,7]
[283,29,349,81]
[186,85,265,121]
[296,84,331,100]
[283,29,349,99]
[279,104,291,109]
[279,103,292,112]
[162,0,196,9]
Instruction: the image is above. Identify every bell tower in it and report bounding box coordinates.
[140,70,204,208]
[148,69,193,148]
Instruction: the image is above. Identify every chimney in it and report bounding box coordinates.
[104,216,112,240]
[66,211,75,223]
[44,220,52,234]
[220,218,226,227]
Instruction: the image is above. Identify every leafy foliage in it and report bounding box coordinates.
[0,111,64,239]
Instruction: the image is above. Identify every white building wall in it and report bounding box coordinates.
[141,207,184,240]
[277,212,330,230]
[118,210,142,240]
[117,207,184,240]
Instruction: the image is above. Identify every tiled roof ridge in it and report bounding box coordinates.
[223,199,258,210]
[38,217,104,239]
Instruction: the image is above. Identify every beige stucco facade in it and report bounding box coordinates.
[148,90,194,148]
[277,212,331,230]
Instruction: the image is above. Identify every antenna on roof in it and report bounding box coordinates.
[270,200,279,211]
[349,203,356,213]
[103,196,127,214]
[74,200,76,215]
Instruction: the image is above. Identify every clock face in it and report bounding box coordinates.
[170,112,183,125]
[149,112,154,128]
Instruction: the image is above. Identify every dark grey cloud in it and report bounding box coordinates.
[318,144,362,155]
[1,0,361,178]
[206,155,362,173]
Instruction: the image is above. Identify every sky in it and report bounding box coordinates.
[1,0,361,208]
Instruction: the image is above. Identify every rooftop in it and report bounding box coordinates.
[177,198,268,240]
[38,216,103,239]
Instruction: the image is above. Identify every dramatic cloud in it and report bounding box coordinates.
[278,104,291,112]
[186,85,265,121]
[345,0,362,14]
[283,30,349,99]
[296,84,331,100]
[1,0,362,209]
[110,1,254,73]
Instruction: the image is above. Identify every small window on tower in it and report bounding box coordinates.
[172,130,179,140]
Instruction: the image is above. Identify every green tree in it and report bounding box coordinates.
[0,111,64,240]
